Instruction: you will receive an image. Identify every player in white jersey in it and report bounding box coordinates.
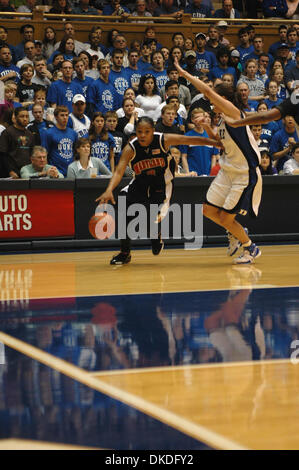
[175,60,262,264]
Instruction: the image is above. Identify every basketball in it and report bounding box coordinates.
[88,212,115,240]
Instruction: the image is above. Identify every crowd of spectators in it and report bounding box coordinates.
[0,1,299,179]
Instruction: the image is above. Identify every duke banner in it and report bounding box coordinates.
[0,190,74,239]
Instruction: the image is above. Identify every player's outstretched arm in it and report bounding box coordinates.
[164,133,224,150]
[174,60,240,120]
[95,144,134,205]
[223,108,282,128]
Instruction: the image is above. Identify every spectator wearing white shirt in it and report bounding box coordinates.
[16,41,37,69]
[283,142,299,175]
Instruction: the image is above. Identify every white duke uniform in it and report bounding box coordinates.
[207,117,262,217]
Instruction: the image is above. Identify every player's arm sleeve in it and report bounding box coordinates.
[275,97,297,120]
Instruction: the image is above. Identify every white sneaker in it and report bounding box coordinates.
[227,227,248,256]
[234,243,261,264]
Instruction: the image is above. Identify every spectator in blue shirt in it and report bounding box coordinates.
[154,0,183,18]
[109,49,130,97]
[285,50,299,92]
[181,107,219,175]
[102,0,130,18]
[47,60,83,113]
[256,54,271,85]
[267,65,288,100]
[194,32,217,75]
[15,24,35,62]
[264,80,283,109]
[0,45,20,84]
[256,101,281,145]
[125,49,143,91]
[236,27,254,64]
[209,47,237,84]
[286,27,299,62]
[72,56,94,100]
[87,59,122,116]
[275,43,294,72]
[72,0,98,17]
[270,114,299,172]
[246,36,274,67]
[149,50,168,91]
[89,112,116,173]
[184,0,212,17]
[0,26,17,64]
[213,0,241,18]
[268,24,288,57]
[137,41,153,74]
[236,82,259,112]
[262,0,288,18]
[41,105,78,177]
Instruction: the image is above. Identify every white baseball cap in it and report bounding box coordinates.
[217,20,228,28]
[72,94,86,104]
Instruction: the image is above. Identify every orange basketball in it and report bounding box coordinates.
[88,213,115,240]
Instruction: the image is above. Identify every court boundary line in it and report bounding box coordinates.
[0,331,247,451]
[89,358,295,377]
[2,283,299,302]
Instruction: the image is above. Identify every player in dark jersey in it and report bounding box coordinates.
[96,116,222,265]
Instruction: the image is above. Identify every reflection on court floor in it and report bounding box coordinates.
[0,247,299,449]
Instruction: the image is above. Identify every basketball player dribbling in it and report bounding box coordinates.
[96,116,222,265]
[174,60,262,264]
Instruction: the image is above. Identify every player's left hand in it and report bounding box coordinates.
[95,189,115,206]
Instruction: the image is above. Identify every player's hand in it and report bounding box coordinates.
[95,189,115,206]
[174,58,184,76]
[193,115,205,126]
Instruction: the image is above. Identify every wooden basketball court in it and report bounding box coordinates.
[1,244,299,450]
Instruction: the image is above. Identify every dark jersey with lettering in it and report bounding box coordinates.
[122,133,176,216]
[129,132,175,182]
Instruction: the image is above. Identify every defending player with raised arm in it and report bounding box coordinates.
[174,60,262,264]
[96,116,222,265]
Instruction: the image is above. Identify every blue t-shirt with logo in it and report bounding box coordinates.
[195,51,217,73]
[261,121,281,143]
[90,132,116,170]
[237,45,254,64]
[72,76,94,100]
[41,126,77,176]
[47,80,83,113]
[109,68,130,96]
[0,64,20,83]
[125,66,143,90]
[184,4,212,17]
[87,78,122,113]
[149,68,169,91]
[269,127,299,172]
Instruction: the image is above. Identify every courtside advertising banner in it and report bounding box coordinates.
[0,190,74,239]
